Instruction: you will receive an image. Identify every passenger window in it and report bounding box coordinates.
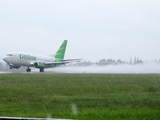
[7,54,13,56]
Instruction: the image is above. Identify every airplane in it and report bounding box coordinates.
[3,40,81,72]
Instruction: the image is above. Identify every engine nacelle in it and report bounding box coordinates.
[8,64,20,69]
[34,62,45,68]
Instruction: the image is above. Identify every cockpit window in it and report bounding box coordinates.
[7,54,13,56]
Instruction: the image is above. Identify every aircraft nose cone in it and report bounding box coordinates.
[2,56,7,62]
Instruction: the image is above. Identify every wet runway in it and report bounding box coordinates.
[0,64,160,74]
[0,71,11,74]
[35,64,160,74]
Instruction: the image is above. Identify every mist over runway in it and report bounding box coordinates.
[0,63,159,74]
[45,63,160,74]
[0,71,11,74]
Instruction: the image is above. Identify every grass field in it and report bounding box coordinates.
[0,73,160,120]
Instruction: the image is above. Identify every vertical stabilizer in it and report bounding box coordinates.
[55,40,67,61]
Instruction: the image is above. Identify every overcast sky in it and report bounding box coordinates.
[0,0,160,62]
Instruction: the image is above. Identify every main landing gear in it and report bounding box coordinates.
[26,67,31,72]
[40,68,44,72]
[26,67,44,72]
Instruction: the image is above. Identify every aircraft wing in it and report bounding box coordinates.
[44,59,82,66]
[34,59,82,68]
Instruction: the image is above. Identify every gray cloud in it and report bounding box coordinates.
[0,0,160,62]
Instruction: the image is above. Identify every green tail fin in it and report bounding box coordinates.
[55,40,67,61]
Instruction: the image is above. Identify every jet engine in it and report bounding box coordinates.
[8,64,20,69]
[34,62,45,68]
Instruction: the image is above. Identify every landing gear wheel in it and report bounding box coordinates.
[40,68,44,72]
[26,68,31,72]
[10,66,13,69]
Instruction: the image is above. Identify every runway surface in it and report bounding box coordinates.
[0,64,160,74]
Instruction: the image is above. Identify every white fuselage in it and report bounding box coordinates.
[3,52,55,67]
[2,40,80,72]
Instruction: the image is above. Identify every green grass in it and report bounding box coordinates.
[0,73,160,120]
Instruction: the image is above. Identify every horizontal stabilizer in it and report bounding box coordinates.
[49,54,55,57]
[61,59,82,62]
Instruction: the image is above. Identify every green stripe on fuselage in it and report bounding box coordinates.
[20,54,36,61]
